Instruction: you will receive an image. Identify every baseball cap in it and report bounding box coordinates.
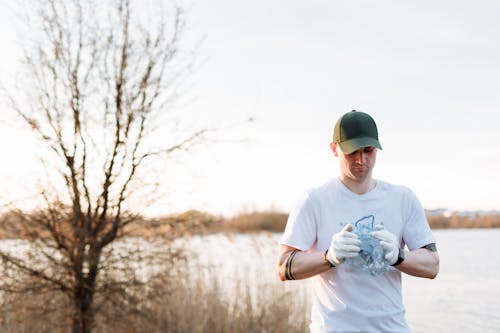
[333,110,382,154]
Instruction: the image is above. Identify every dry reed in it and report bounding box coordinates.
[0,234,310,333]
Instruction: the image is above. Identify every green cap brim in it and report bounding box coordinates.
[338,137,382,154]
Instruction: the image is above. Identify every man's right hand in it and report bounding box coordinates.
[326,224,361,265]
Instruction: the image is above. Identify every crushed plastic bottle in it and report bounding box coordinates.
[346,215,389,276]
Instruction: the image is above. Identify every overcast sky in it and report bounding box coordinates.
[1,0,500,216]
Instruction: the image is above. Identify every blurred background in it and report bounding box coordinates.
[1,0,500,217]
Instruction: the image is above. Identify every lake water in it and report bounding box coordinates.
[403,229,500,333]
[191,229,500,333]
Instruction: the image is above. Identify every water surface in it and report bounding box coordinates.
[193,229,500,332]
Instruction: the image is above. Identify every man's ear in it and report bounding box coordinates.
[330,142,339,157]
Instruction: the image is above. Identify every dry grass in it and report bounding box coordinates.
[145,267,310,333]
[220,211,288,233]
[427,213,500,229]
[0,234,310,333]
[0,289,71,333]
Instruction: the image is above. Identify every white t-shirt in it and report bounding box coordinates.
[280,178,436,333]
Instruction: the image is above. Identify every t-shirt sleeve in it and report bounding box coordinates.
[279,191,318,251]
[402,188,436,251]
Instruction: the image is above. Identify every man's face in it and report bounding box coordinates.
[331,143,377,182]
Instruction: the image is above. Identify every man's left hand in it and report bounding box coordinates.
[371,225,399,265]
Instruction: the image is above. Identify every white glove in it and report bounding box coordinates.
[370,225,399,265]
[327,224,361,265]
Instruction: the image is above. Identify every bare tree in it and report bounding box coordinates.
[0,0,209,332]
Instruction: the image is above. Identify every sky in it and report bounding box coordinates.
[1,0,500,217]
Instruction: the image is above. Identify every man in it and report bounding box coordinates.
[276,110,439,333]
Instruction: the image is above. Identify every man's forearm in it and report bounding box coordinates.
[395,248,439,279]
[277,248,333,281]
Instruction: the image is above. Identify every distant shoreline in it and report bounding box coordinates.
[1,209,498,240]
[138,210,500,236]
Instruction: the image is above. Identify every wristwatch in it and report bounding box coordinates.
[391,248,405,266]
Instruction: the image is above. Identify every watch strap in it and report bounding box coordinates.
[391,248,405,266]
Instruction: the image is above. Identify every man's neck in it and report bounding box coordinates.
[339,175,376,195]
